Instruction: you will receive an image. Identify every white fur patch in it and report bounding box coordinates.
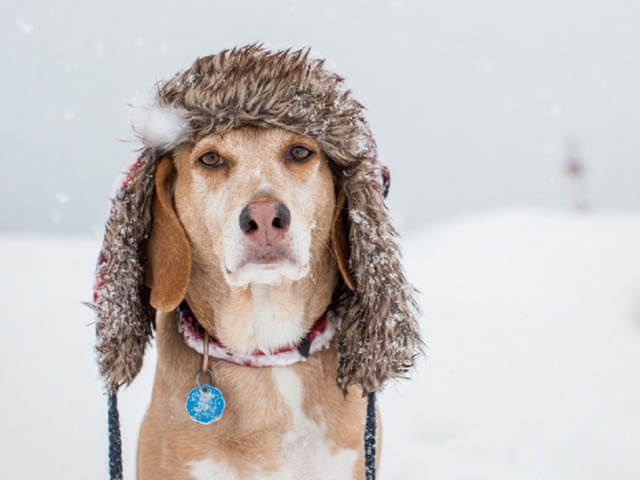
[128,90,188,148]
[270,368,358,479]
[189,457,238,479]
[188,369,358,480]
[249,284,305,353]
[225,262,309,288]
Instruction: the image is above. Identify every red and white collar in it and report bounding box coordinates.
[177,305,336,368]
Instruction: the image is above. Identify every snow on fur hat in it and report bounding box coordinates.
[93,44,422,395]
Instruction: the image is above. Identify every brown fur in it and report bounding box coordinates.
[146,157,191,311]
[330,190,354,290]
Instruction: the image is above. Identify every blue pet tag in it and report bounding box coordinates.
[186,369,226,424]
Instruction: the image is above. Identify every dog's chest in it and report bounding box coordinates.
[187,367,358,480]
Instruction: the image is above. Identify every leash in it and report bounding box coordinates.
[364,392,377,480]
[107,392,123,480]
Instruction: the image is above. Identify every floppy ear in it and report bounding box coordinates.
[146,156,192,312]
[330,188,355,290]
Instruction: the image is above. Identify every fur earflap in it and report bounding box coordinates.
[94,150,157,391]
[334,161,421,393]
[94,44,422,394]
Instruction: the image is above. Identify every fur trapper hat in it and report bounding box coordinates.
[93,44,422,395]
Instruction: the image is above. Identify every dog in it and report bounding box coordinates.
[137,126,373,479]
[93,45,421,480]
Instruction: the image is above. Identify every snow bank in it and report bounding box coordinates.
[1,207,639,479]
[380,208,640,479]
[0,235,156,479]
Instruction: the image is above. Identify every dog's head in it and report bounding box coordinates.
[94,44,421,394]
[145,126,351,354]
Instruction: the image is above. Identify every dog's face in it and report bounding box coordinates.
[147,126,345,352]
[172,127,335,287]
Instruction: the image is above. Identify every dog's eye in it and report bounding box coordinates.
[198,152,225,168]
[288,145,314,163]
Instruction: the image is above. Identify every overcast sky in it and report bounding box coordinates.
[1,0,638,235]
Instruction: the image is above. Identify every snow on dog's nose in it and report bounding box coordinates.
[239,199,291,246]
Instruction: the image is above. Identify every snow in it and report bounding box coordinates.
[380,208,640,479]
[1,207,640,479]
[62,106,77,121]
[15,17,34,34]
[55,193,70,204]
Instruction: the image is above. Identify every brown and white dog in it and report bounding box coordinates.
[137,127,377,479]
[93,45,421,480]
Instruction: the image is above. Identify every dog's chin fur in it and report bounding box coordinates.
[223,261,310,287]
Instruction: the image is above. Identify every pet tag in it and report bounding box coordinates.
[185,369,226,424]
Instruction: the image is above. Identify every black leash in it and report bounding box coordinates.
[364,392,377,479]
[107,392,123,480]
[106,387,377,480]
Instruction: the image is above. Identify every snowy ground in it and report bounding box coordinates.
[1,207,639,479]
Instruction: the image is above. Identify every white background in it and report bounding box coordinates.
[1,0,639,234]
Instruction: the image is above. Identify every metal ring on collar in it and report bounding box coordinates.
[195,368,215,387]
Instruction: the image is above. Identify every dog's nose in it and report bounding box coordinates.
[239,200,290,245]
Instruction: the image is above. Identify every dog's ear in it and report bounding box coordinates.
[146,156,191,311]
[330,188,355,290]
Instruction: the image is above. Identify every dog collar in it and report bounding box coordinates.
[177,303,336,368]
